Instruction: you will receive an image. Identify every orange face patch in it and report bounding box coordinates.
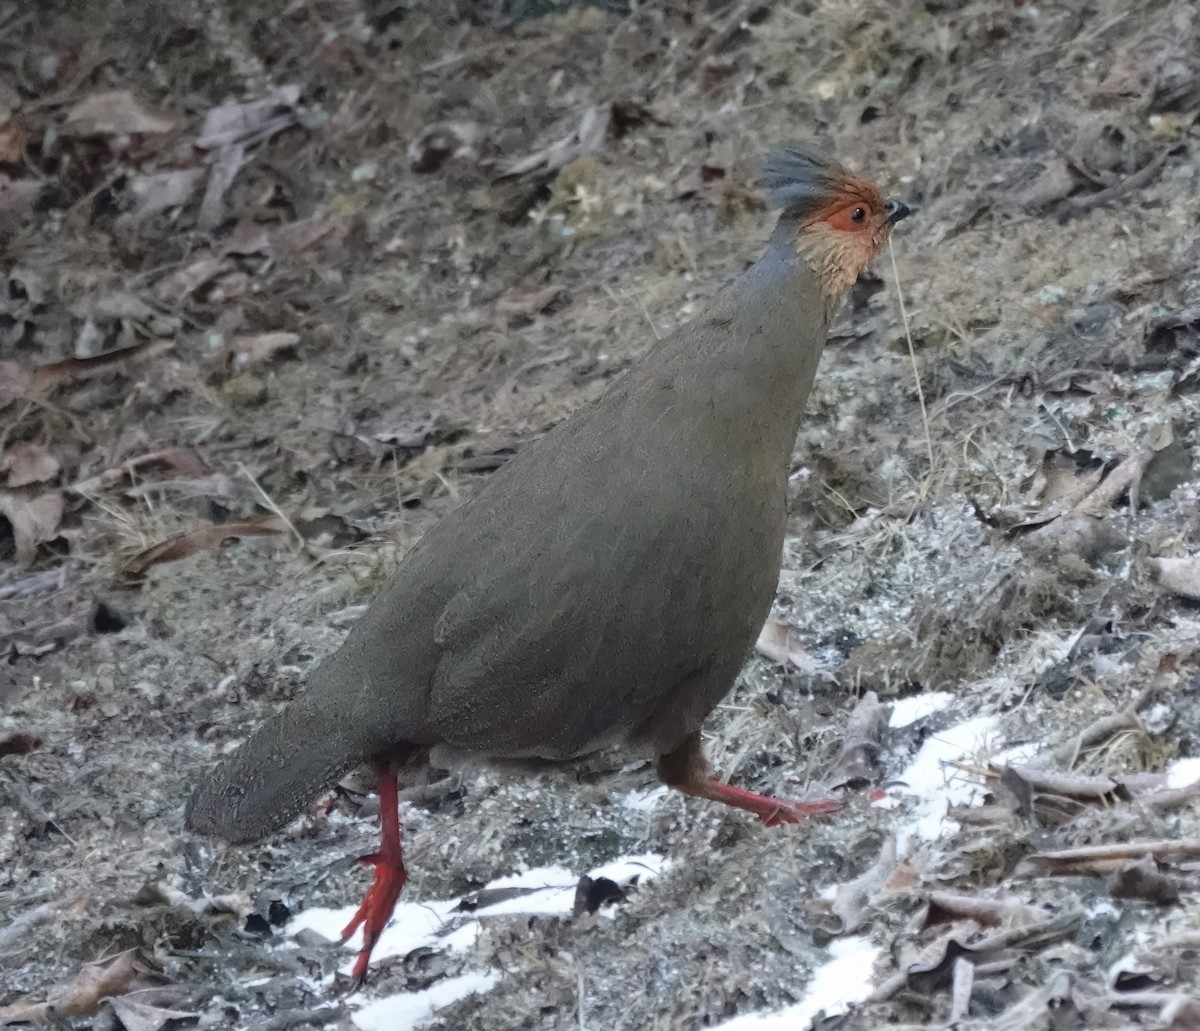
[823,201,877,234]
[791,178,900,306]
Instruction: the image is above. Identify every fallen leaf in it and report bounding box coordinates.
[128,168,204,219]
[2,442,61,487]
[0,119,27,163]
[154,255,226,301]
[63,90,175,136]
[0,360,37,408]
[0,950,150,1023]
[197,142,246,230]
[89,291,157,321]
[273,212,353,261]
[195,85,301,149]
[126,515,287,576]
[0,489,65,565]
[32,338,174,391]
[498,105,610,178]
[71,448,210,495]
[496,285,563,317]
[1148,555,1200,601]
[0,732,41,757]
[105,995,200,1031]
[755,619,813,668]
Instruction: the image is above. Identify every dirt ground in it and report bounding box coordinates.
[3,0,1200,1027]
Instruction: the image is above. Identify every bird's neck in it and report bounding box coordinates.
[681,227,832,459]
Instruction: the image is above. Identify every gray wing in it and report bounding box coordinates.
[422,375,780,760]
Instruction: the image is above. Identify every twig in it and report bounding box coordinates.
[949,956,974,1023]
[1031,839,1200,862]
[0,566,66,599]
[0,898,67,952]
[1069,148,1174,211]
[238,463,305,550]
[1049,708,1144,766]
[1019,839,1200,877]
[888,239,934,471]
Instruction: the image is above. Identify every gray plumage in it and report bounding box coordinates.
[185,144,871,844]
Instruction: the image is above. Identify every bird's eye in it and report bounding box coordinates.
[851,207,866,222]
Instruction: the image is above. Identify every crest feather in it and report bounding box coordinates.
[761,143,855,219]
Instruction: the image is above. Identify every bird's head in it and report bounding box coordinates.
[762,143,910,305]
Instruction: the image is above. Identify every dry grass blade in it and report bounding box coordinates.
[888,238,933,472]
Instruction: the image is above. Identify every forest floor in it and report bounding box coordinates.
[3,0,1200,1028]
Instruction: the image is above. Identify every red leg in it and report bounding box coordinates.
[657,731,837,827]
[685,778,838,827]
[339,763,407,987]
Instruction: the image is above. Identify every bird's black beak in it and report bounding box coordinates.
[884,198,911,226]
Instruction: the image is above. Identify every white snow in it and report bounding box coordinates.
[888,691,955,728]
[890,715,1001,846]
[710,936,881,1029]
[279,852,668,1029]
[351,971,500,1031]
[1167,756,1200,788]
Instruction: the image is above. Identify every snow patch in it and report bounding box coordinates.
[888,691,955,728]
[280,851,669,1023]
[1167,756,1200,788]
[352,971,500,1031]
[892,715,1001,847]
[711,936,881,1029]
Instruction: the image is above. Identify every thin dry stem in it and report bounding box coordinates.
[888,238,933,472]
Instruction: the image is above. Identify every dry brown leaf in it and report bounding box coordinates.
[498,104,610,178]
[1148,555,1200,601]
[195,86,300,149]
[0,359,37,409]
[197,142,246,230]
[1015,454,1106,528]
[71,448,210,495]
[2,442,61,487]
[0,950,145,1023]
[63,90,175,136]
[273,212,353,261]
[126,515,287,575]
[0,119,27,163]
[128,168,204,219]
[0,489,64,565]
[829,690,886,787]
[831,836,899,933]
[154,255,225,300]
[755,619,813,668]
[32,338,174,391]
[105,995,200,1031]
[496,285,564,317]
[1018,839,1200,877]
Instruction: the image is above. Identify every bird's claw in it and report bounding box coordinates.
[339,849,408,989]
[758,797,839,827]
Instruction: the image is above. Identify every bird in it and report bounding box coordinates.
[185,142,910,985]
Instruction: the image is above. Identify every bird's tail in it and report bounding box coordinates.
[185,692,364,843]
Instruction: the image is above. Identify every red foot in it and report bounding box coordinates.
[699,780,839,827]
[338,768,407,988]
